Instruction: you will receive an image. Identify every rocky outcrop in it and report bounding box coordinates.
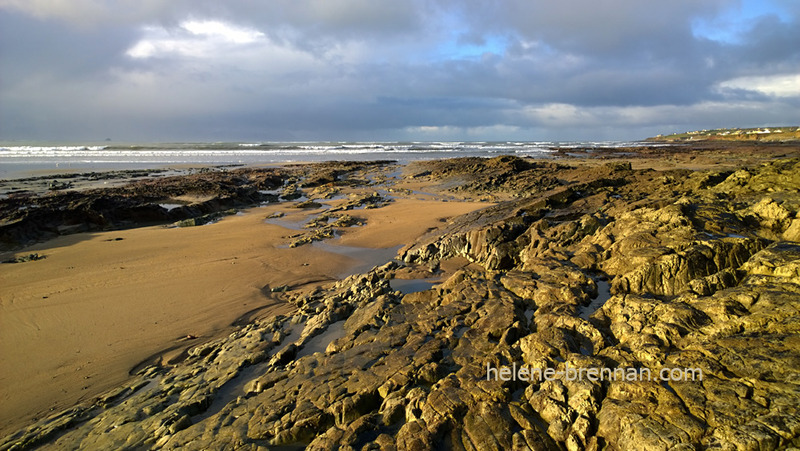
[3,155,800,450]
[0,162,396,251]
[283,191,390,248]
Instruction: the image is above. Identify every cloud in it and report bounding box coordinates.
[0,0,178,26]
[452,0,730,55]
[717,74,800,97]
[1,0,799,141]
[126,20,267,59]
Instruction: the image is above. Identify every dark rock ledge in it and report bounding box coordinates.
[0,161,395,252]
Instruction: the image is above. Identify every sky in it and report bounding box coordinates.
[1,0,798,142]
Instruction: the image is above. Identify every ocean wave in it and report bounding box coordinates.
[1,145,108,152]
[0,141,621,169]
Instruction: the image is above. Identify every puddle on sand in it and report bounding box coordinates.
[296,320,347,359]
[577,280,612,320]
[263,200,341,230]
[390,278,437,294]
[385,167,404,181]
[264,214,310,230]
[287,195,310,203]
[312,241,402,278]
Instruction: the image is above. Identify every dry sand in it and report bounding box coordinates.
[0,196,491,435]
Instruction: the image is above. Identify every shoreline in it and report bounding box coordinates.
[0,165,492,436]
[2,142,800,449]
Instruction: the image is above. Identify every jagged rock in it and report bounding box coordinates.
[395,420,433,451]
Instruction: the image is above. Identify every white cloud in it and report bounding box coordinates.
[717,74,800,97]
[182,20,264,44]
[126,20,266,59]
[405,125,461,135]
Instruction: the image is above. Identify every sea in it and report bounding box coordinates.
[0,141,657,180]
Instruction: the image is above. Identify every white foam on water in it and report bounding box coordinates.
[0,141,653,179]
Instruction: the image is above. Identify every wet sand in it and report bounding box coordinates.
[0,195,490,435]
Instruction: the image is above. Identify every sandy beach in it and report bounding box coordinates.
[2,144,800,449]
[0,185,491,435]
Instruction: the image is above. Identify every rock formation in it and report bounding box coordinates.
[2,153,800,450]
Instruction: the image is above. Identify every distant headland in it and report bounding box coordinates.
[648,126,800,142]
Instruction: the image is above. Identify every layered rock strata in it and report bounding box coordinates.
[2,156,800,450]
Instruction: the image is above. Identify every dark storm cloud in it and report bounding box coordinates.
[1,0,798,141]
[459,0,727,55]
[0,13,136,83]
[734,14,800,68]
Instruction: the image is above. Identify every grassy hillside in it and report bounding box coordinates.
[648,126,800,142]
